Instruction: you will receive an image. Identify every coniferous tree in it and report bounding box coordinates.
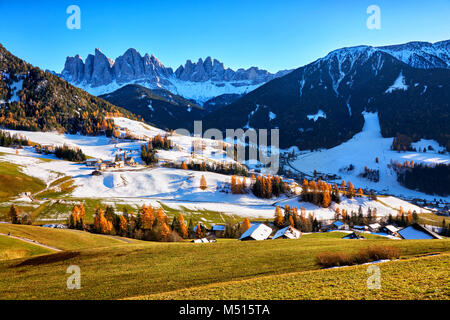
[200,175,207,190]
[274,206,284,227]
[241,218,251,233]
[178,214,188,238]
[9,204,20,224]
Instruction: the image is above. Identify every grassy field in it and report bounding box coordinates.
[0,161,46,200]
[0,224,135,250]
[417,212,450,227]
[0,234,54,261]
[135,253,450,300]
[0,224,448,300]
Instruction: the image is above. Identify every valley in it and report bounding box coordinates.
[0,34,449,302]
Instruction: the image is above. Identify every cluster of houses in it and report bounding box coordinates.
[193,223,303,242]
[85,156,136,171]
[323,220,442,240]
[192,219,443,243]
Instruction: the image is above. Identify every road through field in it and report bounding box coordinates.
[0,232,62,252]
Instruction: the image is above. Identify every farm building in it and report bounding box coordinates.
[210,225,226,237]
[384,225,399,236]
[342,232,365,239]
[368,223,381,232]
[85,159,101,166]
[192,238,216,243]
[331,221,349,230]
[239,223,272,241]
[272,226,301,240]
[353,225,367,232]
[398,223,443,240]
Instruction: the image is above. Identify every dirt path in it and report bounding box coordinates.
[0,232,62,252]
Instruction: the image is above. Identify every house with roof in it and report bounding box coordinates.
[85,159,100,167]
[343,232,365,239]
[384,225,400,236]
[239,223,272,241]
[331,220,348,230]
[272,226,301,240]
[368,223,381,232]
[210,225,226,237]
[398,223,443,240]
[352,225,367,232]
[192,237,216,243]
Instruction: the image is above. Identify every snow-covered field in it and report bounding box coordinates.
[0,114,441,222]
[288,112,450,202]
[1,117,236,167]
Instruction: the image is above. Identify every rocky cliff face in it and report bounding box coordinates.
[173,57,281,83]
[60,48,290,102]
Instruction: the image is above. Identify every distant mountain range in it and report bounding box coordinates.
[202,40,450,151]
[61,48,291,103]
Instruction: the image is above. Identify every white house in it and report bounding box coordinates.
[368,223,381,232]
[385,225,399,236]
[86,159,101,166]
[272,226,301,240]
[239,223,272,241]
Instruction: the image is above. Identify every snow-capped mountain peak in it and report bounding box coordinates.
[61,48,290,103]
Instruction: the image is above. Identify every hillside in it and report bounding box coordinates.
[0,224,448,299]
[137,253,450,300]
[100,84,206,130]
[0,43,136,135]
[203,41,450,151]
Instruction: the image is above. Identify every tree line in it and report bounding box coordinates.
[67,204,218,242]
[0,130,31,147]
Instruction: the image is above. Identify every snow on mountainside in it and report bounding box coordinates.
[61,48,291,103]
[318,40,450,76]
[288,112,450,202]
[0,115,434,222]
[203,39,450,152]
[377,40,450,69]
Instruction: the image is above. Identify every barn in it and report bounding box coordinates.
[398,223,443,240]
[239,223,272,241]
[331,221,348,230]
[343,232,365,239]
[272,226,301,240]
[384,225,399,236]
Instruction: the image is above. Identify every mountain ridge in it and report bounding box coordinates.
[61,48,292,103]
[203,39,450,151]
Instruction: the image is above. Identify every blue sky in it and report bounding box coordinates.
[0,0,449,73]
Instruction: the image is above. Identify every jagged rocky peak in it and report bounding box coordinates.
[61,48,288,89]
[61,54,85,82]
[62,47,174,87]
[60,48,293,101]
[113,48,146,83]
[174,56,278,83]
